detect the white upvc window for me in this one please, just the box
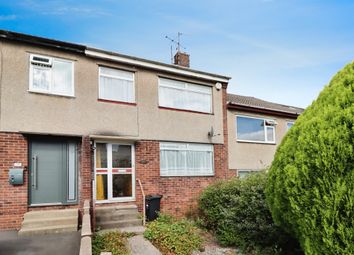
[160,142,214,176]
[287,121,294,130]
[236,115,276,143]
[29,54,74,96]
[158,78,212,113]
[238,169,261,179]
[99,66,135,103]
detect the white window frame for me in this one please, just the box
[93,141,136,203]
[158,77,212,113]
[29,54,74,97]
[98,66,135,103]
[237,169,261,179]
[160,142,214,177]
[236,115,276,144]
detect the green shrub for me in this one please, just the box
[199,172,301,254]
[144,214,203,255]
[92,231,131,255]
[266,62,354,254]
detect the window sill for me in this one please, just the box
[98,99,137,106]
[237,140,276,145]
[95,198,136,204]
[159,106,213,115]
[28,90,75,98]
[160,174,215,178]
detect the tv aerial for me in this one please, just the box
[165,32,187,64]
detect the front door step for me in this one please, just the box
[18,209,78,236]
[95,205,142,231]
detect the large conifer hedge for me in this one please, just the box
[266,62,354,254]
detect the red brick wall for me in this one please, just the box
[134,140,227,217]
[0,134,92,230]
[0,132,28,230]
[80,136,92,208]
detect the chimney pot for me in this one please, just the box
[174,51,190,68]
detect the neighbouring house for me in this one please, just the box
[0,30,233,232]
[227,93,304,178]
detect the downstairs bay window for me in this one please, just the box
[160,142,214,176]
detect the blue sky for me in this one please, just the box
[1,0,354,108]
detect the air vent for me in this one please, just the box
[265,120,277,126]
[30,55,52,67]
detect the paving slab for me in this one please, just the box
[128,235,161,255]
[0,230,81,255]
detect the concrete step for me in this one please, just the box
[97,219,142,230]
[96,212,140,223]
[24,209,78,220]
[18,224,78,236]
[22,216,78,228]
[19,209,79,236]
[95,205,138,215]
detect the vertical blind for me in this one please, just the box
[160,142,214,176]
[159,78,212,113]
[99,67,135,103]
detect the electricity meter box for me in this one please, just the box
[8,168,24,185]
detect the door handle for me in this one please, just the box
[32,155,38,190]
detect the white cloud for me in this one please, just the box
[19,0,110,17]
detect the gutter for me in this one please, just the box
[85,48,231,83]
[227,102,302,118]
[0,30,86,54]
[0,30,231,84]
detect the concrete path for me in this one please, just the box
[128,235,161,255]
[0,230,81,255]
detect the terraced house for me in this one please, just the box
[227,94,303,178]
[0,30,232,233]
[0,30,303,234]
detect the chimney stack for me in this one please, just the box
[174,51,190,68]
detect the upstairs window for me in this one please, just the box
[159,78,212,113]
[287,122,294,130]
[236,115,276,143]
[99,67,135,103]
[29,54,74,96]
[160,142,214,176]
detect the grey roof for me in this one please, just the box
[227,94,304,115]
[0,30,231,81]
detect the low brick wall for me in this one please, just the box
[79,200,92,255]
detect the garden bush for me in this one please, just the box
[144,214,203,255]
[266,62,354,254]
[199,172,301,254]
[92,231,131,255]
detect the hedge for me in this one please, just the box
[199,172,301,254]
[266,62,354,254]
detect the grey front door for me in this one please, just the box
[30,140,77,205]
